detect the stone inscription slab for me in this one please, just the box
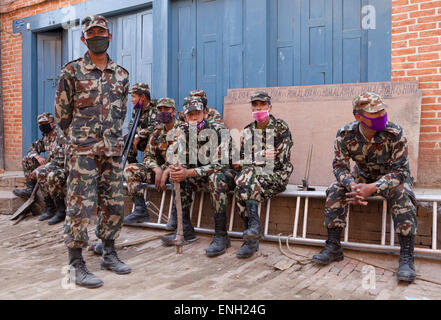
[223,81,422,186]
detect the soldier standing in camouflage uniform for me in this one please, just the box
[162,98,236,257]
[234,91,294,258]
[178,90,223,123]
[312,92,418,283]
[126,83,158,164]
[55,15,131,289]
[123,97,181,229]
[13,112,67,224]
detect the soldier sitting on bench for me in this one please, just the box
[312,92,418,283]
[13,112,67,224]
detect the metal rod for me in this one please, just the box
[381,200,387,245]
[197,192,204,228]
[390,214,395,246]
[433,201,438,250]
[258,203,262,218]
[168,192,173,221]
[229,196,236,232]
[344,205,349,242]
[264,199,271,235]
[189,192,195,219]
[157,190,166,224]
[302,197,309,238]
[293,196,301,238]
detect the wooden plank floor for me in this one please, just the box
[0,215,440,300]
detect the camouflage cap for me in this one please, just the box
[250,91,271,103]
[189,90,207,107]
[157,97,176,109]
[37,112,54,124]
[183,98,204,114]
[353,92,387,113]
[81,15,109,34]
[129,83,150,95]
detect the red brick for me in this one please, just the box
[392,32,418,41]
[420,1,441,9]
[406,68,438,76]
[416,60,441,68]
[392,48,417,56]
[420,126,438,133]
[418,15,441,24]
[419,82,440,89]
[392,13,410,21]
[393,4,419,14]
[392,18,417,27]
[407,53,440,62]
[393,0,409,5]
[418,44,441,53]
[409,22,437,31]
[409,37,440,47]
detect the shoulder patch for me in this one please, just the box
[384,122,403,137]
[336,121,358,137]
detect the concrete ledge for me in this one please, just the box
[0,191,26,215]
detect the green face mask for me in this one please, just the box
[86,36,110,54]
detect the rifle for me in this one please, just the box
[122,107,142,169]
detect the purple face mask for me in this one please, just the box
[157,112,174,124]
[359,112,388,131]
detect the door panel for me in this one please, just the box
[37,32,62,141]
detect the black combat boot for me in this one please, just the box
[205,212,231,257]
[312,227,344,265]
[243,200,263,241]
[68,248,103,289]
[38,196,56,221]
[397,234,416,282]
[13,179,36,199]
[165,204,177,231]
[161,207,199,246]
[236,240,259,258]
[123,196,149,224]
[100,239,132,275]
[48,198,66,225]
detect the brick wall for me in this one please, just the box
[0,0,88,171]
[392,0,441,186]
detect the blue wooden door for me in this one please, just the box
[171,0,197,111]
[196,0,223,111]
[37,32,62,141]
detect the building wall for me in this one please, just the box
[391,0,441,186]
[0,0,88,171]
[0,0,440,186]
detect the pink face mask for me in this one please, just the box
[253,111,269,123]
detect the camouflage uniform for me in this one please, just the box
[170,99,235,215]
[55,28,129,248]
[124,98,181,198]
[235,104,294,218]
[126,83,158,163]
[325,94,418,236]
[32,113,67,201]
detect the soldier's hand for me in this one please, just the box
[153,167,163,192]
[170,164,187,183]
[132,137,139,152]
[345,183,376,206]
[160,169,170,191]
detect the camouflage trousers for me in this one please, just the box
[64,155,125,249]
[324,177,418,236]
[125,135,148,164]
[235,166,287,218]
[22,155,41,181]
[34,163,66,200]
[176,169,236,214]
[124,163,155,198]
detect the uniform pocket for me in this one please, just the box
[75,79,100,110]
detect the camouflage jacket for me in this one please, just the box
[168,119,231,177]
[143,119,182,170]
[130,101,158,141]
[54,52,129,156]
[333,121,413,194]
[239,115,294,183]
[26,126,67,169]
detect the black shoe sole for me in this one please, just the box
[48,218,65,225]
[397,274,416,282]
[312,254,344,265]
[75,280,104,289]
[38,216,54,221]
[100,264,132,275]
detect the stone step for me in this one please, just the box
[0,171,26,191]
[0,191,26,215]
